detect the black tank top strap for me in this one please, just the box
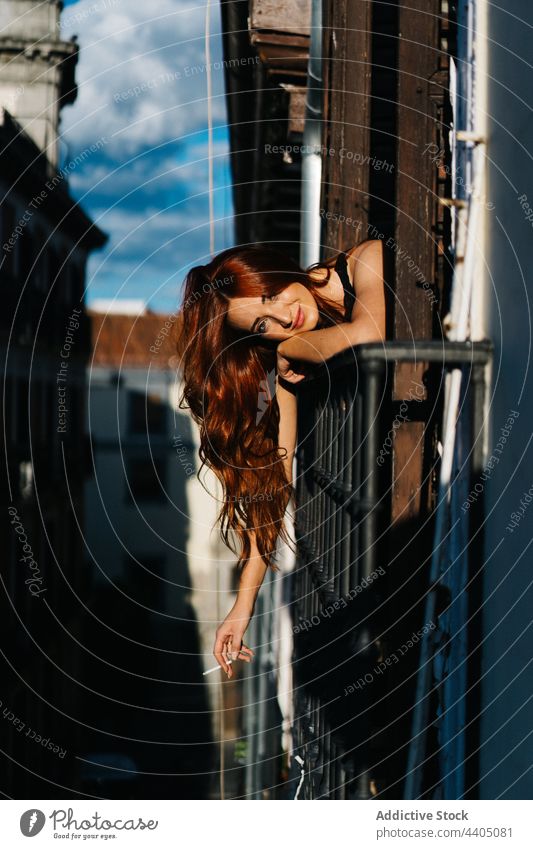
[334,250,356,321]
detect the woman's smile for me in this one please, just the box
[293,305,304,330]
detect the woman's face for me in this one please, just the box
[225,283,319,342]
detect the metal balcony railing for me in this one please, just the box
[290,339,493,800]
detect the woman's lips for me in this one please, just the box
[293,306,304,330]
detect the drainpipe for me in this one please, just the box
[300,0,323,269]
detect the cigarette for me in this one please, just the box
[203,659,232,676]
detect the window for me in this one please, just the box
[4,376,13,444]
[121,553,166,608]
[127,390,167,436]
[125,456,166,503]
[1,202,18,278]
[34,234,49,292]
[30,380,43,443]
[16,378,29,448]
[18,225,35,285]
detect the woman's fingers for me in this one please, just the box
[226,638,234,678]
[224,637,232,663]
[238,644,255,660]
[230,645,254,664]
[283,369,306,384]
[214,633,255,678]
[213,633,230,674]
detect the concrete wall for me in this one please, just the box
[0,0,76,165]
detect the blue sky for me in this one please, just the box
[60,0,234,313]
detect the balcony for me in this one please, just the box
[289,339,493,799]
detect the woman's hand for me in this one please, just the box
[276,345,309,385]
[213,602,255,679]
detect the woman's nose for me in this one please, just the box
[269,305,292,328]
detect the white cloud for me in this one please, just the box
[60,0,234,309]
[60,0,228,158]
[72,142,229,197]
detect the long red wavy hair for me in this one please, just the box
[176,244,346,571]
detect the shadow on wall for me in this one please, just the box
[78,395,215,799]
[1,390,215,799]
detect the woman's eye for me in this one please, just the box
[258,320,268,334]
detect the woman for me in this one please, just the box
[176,238,386,677]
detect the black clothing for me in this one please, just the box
[334,251,356,321]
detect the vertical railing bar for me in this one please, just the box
[324,393,334,592]
[349,383,363,589]
[316,393,325,592]
[342,379,354,596]
[361,359,384,580]
[332,385,342,598]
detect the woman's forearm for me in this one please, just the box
[278,319,384,365]
[234,529,269,614]
[278,322,360,364]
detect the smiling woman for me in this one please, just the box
[175,239,386,675]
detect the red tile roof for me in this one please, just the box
[88,309,183,370]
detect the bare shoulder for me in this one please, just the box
[346,239,384,289]
[346,239,386,341]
